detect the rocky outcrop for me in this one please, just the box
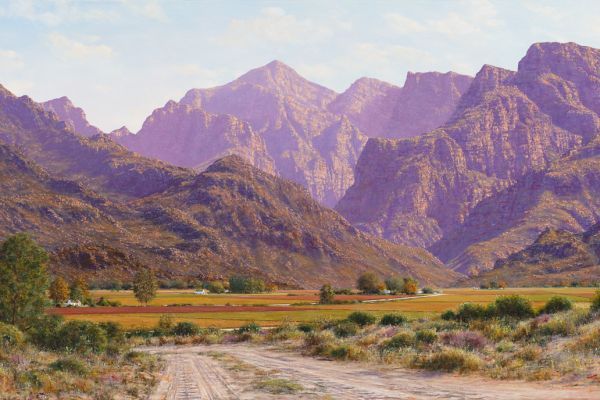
[337,42,600,276]
[41,96,103,137]
[466,224,600,287]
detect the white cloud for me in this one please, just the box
[219,7,336,46]
[386,0,501,37]
[122,0,167,21]
[0,49,24,69]
[48,33,113,59]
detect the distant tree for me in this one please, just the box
[402,277,419,295]
[207,281,225,294]
[49,277,69,305]
[69,276,89,302]
[133,270,158,306]
[357,272,383,294]
[228,276,266,293]
[0,233,49,328]
[384,276,404,293]
[319,283,335,304]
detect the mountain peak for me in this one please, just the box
[41,96,103,137]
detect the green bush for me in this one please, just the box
[28,315,64,349]
[590,290,600,313]
[421,348,482,372]
[297,322,314,333]
[0,322,24,349]
[333,321,359,338]
[347,311,376,327]
[98,321,124,342]
[422,287,434,294]
[415,329,437,344]
[539,296,573,314]
[49,357,88,376]
[456,303,488,322]
[55,320,108,354]
[173,322,200,336]
[236,322,260,334]
[229,276,265,294]
[381,331,414,350]
[207,281,225,294]
[379,313,407,326]
[441,310,456,321]
[493,295,534,319]
[329,344,363,360]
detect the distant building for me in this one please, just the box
[63,299,83,307]
[194,289,208,295]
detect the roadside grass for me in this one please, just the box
[255,378,304,394]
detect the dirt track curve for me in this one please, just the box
[143,344,600,400]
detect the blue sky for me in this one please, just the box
[1,0,599,132]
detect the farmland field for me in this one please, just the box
[54,287,598,329]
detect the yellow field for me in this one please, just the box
[63,287,598,329]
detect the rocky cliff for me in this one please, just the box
[41,96,103,137]
[337,42,600,276]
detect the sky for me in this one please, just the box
[1,0,600,132]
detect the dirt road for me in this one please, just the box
[143,344,599,399]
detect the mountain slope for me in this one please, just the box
[0,84,457,287]
[337,42,600,276]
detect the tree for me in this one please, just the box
[132,270,158,306]
[207,281,225,294]
[384,276,404,293]
[319,283,335,304]
[69,276,89,302]
[357,272,383,294]
[402,277,418,295]
[49,277,69,305]
[0,233,49,328]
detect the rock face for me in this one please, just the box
[114,61,471,205]
[329,72,473,139]
[41,96,103,137]
[468,224,600,287]
[337,42,600,276]
[0,84,458,288]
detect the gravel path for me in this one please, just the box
[145,344,600,400]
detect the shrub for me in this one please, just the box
[539,296,573,314]
[357,272,383,294]
[570,325,600,354]
[441,331,487,351]
[319,284,335,304]
[380,313,407,326]
[0,322,24,349]
[329,344,363,360]
[156,314,174,335]
[456,303,488,322]
[422,287,434,294]
[55,320,108,354]
[516,345,542,361]
[493,295,534,319]
[333,321,359,338]
[297,323,314,333]
[381,331,414,350]
[236,322,260,334]
[334,288,353,295]
[49,358,88,376]
[590,290,600,313]
[420,348,482,372]
[347,311,376,327]
[441,310,456,321]
[173,322,200,336]
[415,329,437,344]
[98,321,124,342]
[28,315,64,349]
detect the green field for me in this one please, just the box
[63,287,598,329]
